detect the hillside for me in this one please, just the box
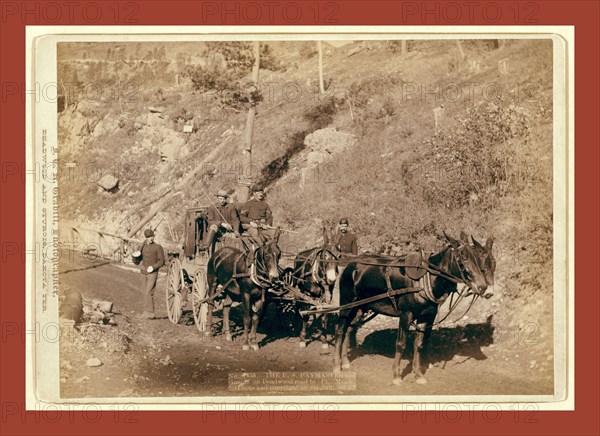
[57,39,554,380]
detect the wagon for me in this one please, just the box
[163,206,330,335]
[164,206,250,332]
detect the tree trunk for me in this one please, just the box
[456,40,466,60]
[237,41,261,203]
[318,41,325,94]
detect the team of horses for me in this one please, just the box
[205,228,495,383]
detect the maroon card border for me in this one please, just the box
[1,1,598,435]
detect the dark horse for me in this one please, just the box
[290,240,338,348]
[206,229,281,350]
[333,232,493,385]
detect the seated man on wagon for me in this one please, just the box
[239,186,276,245]
[202,189,241,254]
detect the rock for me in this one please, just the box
[304,127,355,155]
[75,376,90,384]
[60,378,67,383]
[93,300,113,313]
[149,106,165,113]
[86,357,102,367]
[158,134,187,160]
[97,174,119,191]
[60,289,83,322]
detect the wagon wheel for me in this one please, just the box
[191,269,209,333]
[165,258,184,324]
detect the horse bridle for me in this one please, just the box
[311,248,338,288]
[252,242,280,287]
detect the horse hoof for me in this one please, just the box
[416,377,428,385]
[392,378,403,386]
[341,362,351,370]
[204,331,211,337]
[225,334,232,342]
[298,341,306,348]
[242,344,250,351]
[251,344,259,351]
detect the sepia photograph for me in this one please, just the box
[35,32,563,402]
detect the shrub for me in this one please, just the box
[299,42,317,59]
[303,97,339,130]
[407,101,532,209]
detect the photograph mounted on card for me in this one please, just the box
[26,26,572,409]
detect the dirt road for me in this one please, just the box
[59,254,553,399]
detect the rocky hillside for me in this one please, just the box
[57,39,554,359]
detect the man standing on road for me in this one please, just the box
[203,189,241,254]
[333,217,358,255]
[331,217,358,307]
[134,228,165,320]
[239,186,274,244]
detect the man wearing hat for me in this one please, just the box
[239,186,274,244]
[203,189,241,254]
[333,217,358,255]
[330,218,358,307]
[134,228,165,319]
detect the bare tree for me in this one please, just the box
[456,40,466,60]
[237,41,261,202]
[318,41,325,94]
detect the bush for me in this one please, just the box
[407,101,532,209]
[347,73,403,109]
[303,98,339,130]
[260,44,284,72]
[299,42,317,59]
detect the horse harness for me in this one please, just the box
[301,247,473,317]
[200,246,273,307]
[291,249,337,290]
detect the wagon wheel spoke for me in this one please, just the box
[191,269,209,333]
[165,259,183,324]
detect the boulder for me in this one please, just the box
[60,289,82,322]
[304,127,355,154]
[86,357,102,367]
[97,174,119,191]
[158,134,188,161]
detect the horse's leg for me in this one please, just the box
[249,295,264,351]
[298,311,308,347]
[333,309,354,374]
[222,294,233,341]
[392,312,413,385]
[341,308,362,369]
[241,292,251,351]
[319,314,330,351]
[413,313,435,384]
[205,275,218,337]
